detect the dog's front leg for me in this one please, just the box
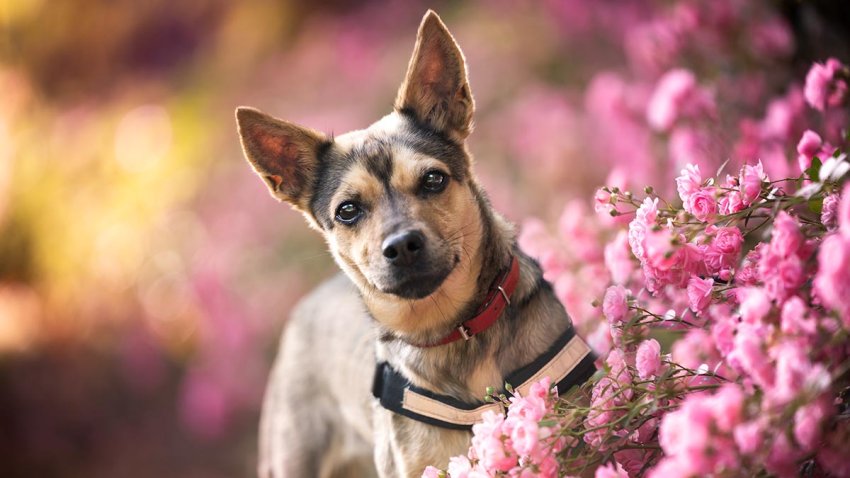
[373,407,471,478]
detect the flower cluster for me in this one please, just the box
[422,378,567,478]
[427,56,850,478]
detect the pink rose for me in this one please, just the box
[718,189,744,215]
[840,183,850,238]
[644,228,679,271]
[804,58,848,112]
[447,456,472,477]
[734,419,766,455]
[821,193,840,230]
[770,211,803,257]
[687,276,714,314]
[602,285,629,324]
[780,296,817,338]
[604,231,634,285]
[675,163,703,203]
[797,129,823,172]
[508,417,540,456]
[713,226,744,254]
[422,466,442,478]
[684,188,717,222]
[738,287,771,325]
[739,161,768,206]
[709,384,744,432]
[628,197,659,262]
[794,397,832,452]
[729,324,773,389]
[647,69,716,131]
[636,338,662,379]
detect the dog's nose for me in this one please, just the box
[382,230,425,267]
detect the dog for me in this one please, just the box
[235,10,595,478]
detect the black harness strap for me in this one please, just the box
[372,326,597,430]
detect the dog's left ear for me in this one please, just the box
[395,10,474,142]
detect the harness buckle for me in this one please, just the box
[458,325,472,341]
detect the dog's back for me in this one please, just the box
[258,274,378,477]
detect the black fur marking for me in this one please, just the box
[309,144,357,230]
[395,111,470,182]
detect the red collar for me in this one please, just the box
[416,256,520,348]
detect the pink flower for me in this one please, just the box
[797,129,823,172]
[729,323,773,388]
[704,226,743,276]
[765,432,804,477]
[595,462,628,478]
[710,305,737,356]
[794,397,833,452]
[749,16,794,58]
[658,394,724,474]
[734,419,766,455]
[718,189,745,215]
[447,456,472,477]
[628,197,659,262]
[648,457,695,478]
[739,161,768,206]
[676,164,703,203]
[644,227,679,271]
[822,193,840,230]
[804,58,848,112]
[813,232,850,324]
[508,417,540,457]
[709,384,744,432]
[647,69,715,131]
[684,188,717,222]
[687,276,714,314]
[674,328,722,371]
[713,226,744,255]
[471,412,515,472]
[770,341,831,407]
[840,183,850,238]
[759,213,807,301]
[604,231,634,285]
[636,338,662,379]
[780,296,817,339]
[738,287,771,325]
[602,285,629,324]
[594,188,614,215]
[669,127,712,172]
[770,211,804,257]
[735,244,764,286]
[422,466,442,478]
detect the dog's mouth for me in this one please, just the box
[380,254,460,300]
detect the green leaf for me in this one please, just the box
[809,197,824,214]
[805,157,822,181]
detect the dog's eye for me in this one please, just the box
[335,201,363,225]
[422,170,448,193]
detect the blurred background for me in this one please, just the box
[0,1,848,477]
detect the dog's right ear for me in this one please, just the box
[236,107,327,210]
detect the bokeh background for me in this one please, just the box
[1,1,848,477]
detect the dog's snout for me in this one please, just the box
[382,230,425,267]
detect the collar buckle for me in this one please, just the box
[458,325,472,341]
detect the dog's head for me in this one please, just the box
[237,11,486,319]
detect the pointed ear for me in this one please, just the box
[235,107,328,210]
[395,10,474,141]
